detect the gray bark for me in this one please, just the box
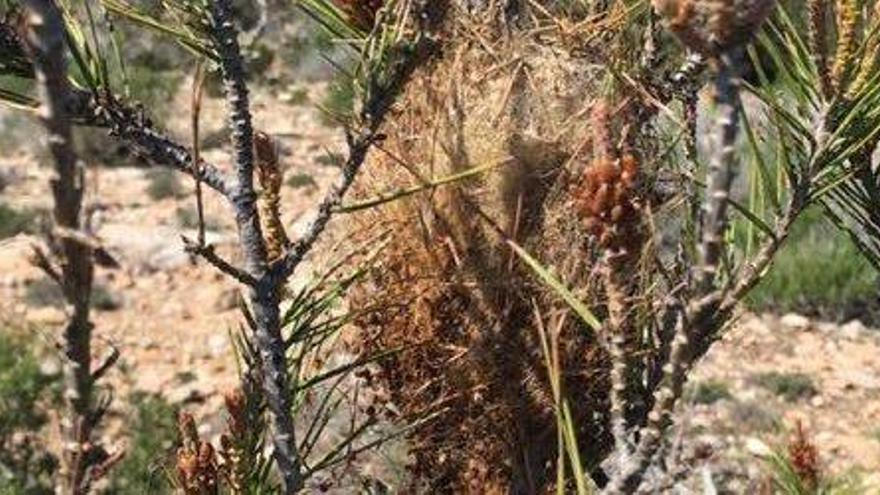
[208,0,302,491]
[23,1,98,492]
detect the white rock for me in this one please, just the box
[207,334,229,358]
[780,313,810,330]
[39,357,61,377]
[197,423,213,438]
[838,369,880,390]
[744,437,773,457]
[167,383,205,405]
[98,223,226,272]
[840,320,866,340]
[26,306,65,325]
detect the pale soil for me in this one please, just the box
[681,313,880,492]
[0,82,344,440]
[1,84,879,492]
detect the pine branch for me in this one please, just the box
[207,0,301,491]
[695,51,743,293]
[99,96,234,197]
[23,0,107,491]
[182,237,258,286]
[275,37,432,280]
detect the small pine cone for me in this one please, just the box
[334,0,383,31]
[831,0,861,93]
[575,153,645,257]
[222,389,247,438]
[652,0,776,55]
[254,132,290,261]
[787,421,820,490]
[177,449,200,487]
[808,0,833,98]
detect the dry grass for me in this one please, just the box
[345,4,649,491]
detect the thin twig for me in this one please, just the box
[91,344,120,382]
[191,59,208,247]
[275,36,433,281]
[182,237,258,287]
[103,99,233,196]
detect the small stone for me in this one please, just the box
[26,306,65,325]
[809,395,824,408]
[744,437,772,457]
[207,334,228,358]
[39,357,61,377]
[840,320,866,340]
[780,313,810,330]
[167,384,206,405]
[815,431,835,444]
[838,369,880,390]
[197,423,213,438]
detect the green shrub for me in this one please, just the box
[25,279,119,311]
[282,87,310,106]
[754,372,817,402]
[174,206,222,231]
[108,393,177,494]
[0,203,36,240]
[286,172,317,189]
[91,285,123,312]
[23,280,64,309]
[686,380,733,405]
[315,152,344,168]
[0,330,59,494]
[145,169,186,201]
[729,399,780,433]
[748,208,878,321]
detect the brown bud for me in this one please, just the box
[591,183,611,216]
[652,0,776,55]
[620,154,638,185]
[594,160,619,185]
[198,442,215,465]
[253,131,277,167]
[178,412,199,447]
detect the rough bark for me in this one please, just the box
[696,52,742,293]
[23,1,97,492]
[208,0,303,492]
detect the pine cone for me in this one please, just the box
[575,154,643,258]
[652,0,776,55]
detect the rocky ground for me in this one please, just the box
[0,81,345,442]
[680,313,880,492]
[1,83,880,492]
